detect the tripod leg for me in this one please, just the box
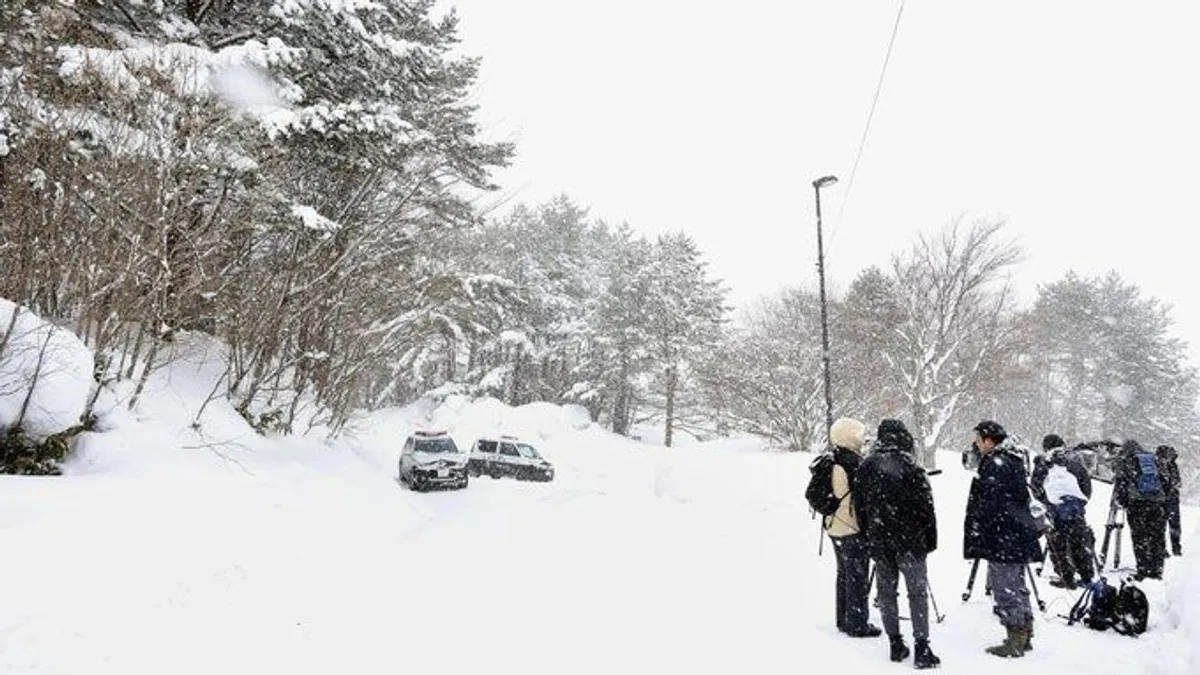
[962,558,980,602]
[1026,564,1046,612]
[1099,526,1113,570]
[929,585,945,623]
[1114,526,1123,569]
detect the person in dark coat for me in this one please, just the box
[1157,444,1183,556]
[855,419,940,669]
[964,420,1043,658]
[1113,439,1168,579]
[1029,433,1096,589]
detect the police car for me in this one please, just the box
[467,435,555,482]
[397,430,469,491]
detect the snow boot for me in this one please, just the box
[985,625,1028,658]
[913,639,940,669]
[889,635,911,662]
[844,623,882,638]
[1023,620,1034,652]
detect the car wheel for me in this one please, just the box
[411,475,425,492]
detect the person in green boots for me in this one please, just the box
[964,421,1044,658]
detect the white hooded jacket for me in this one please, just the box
[1044,464,1088,504]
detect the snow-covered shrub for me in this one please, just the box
[0,298,95,473]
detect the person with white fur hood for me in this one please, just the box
[825,417,882,638]
[1030,433,1096,589]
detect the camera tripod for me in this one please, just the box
[1096,486,1126,571]
[961,558,1046,612]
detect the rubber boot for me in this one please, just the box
[985,626,1028,658]
[890,635,911,662]
[913,639,940,669]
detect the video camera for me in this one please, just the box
[962,441,982,472]
[960,438,1033,475]
[1072,439,1121,484]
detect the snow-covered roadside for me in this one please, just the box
[0,320,1194,674]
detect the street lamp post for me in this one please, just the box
[812,174,838,448]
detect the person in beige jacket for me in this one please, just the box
[825,417,881,637]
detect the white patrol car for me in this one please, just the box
[397,430,469,491]
[467,435,555,482]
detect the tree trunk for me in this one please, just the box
[663,363,677,447]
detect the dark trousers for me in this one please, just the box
[1126,501,1167,578]
[986,561,1033,628]
[874,552,930,641]
[1165,495,1182,555]
[831,533,873,630]
[1047,516,1096,583]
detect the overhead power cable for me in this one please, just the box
[828,0,905,255]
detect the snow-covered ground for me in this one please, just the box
[0,332,1196,674]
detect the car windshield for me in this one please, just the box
[516,443,541,459]
[413,438,458,454]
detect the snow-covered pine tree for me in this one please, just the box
[644,232,727,446]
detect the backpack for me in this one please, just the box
[1029,499,1054,534]
[1112,582,1149,636]
[1067,578,1148,636]
[1068,578,1119,631]
[1133,452,1164,499]
[805,453,842,516]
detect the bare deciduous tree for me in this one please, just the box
[883,218,1022,467]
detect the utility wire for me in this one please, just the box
[828,0,906,256]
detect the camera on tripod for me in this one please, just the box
[1072,440,1128,571]
[1072,439,1121,485]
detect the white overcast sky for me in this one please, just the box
[444,1,1200,363]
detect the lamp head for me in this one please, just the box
[813,175,839,189]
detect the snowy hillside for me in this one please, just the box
[0,336,1196,674]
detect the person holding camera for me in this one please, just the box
[964,420,1043,658]
[1030,433,1096,589]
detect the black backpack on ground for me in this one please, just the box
[1067,577,1147,636]
[1113,582,1149,636]
[805,453,842,516]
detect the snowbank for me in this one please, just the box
[0,299,93,438]
[1161,521,1200,672]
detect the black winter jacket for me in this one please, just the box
[963,444,1044,563]
[1114,440,1166,507]
[855,442,938,561]
[1157,447,1182,499]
